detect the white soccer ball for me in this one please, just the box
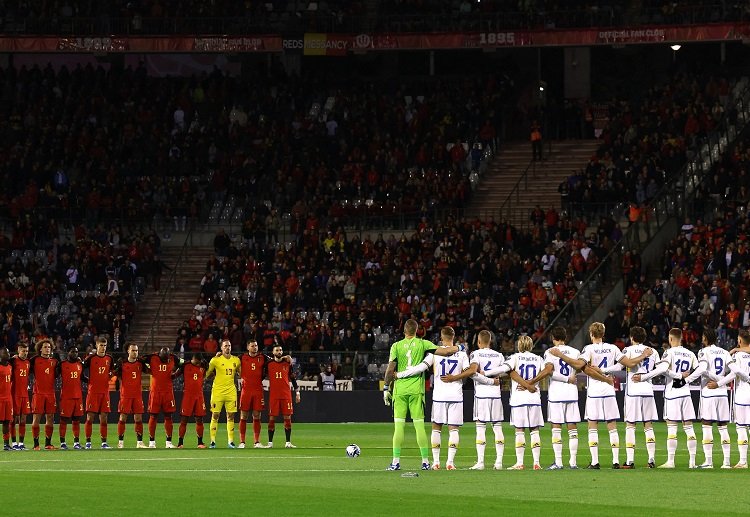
[345,444,361,457]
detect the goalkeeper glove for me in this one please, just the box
[383,386,392,406]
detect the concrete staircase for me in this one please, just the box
[127,245,213,353]
[470,140,600,229]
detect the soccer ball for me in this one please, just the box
[345,444,361,458]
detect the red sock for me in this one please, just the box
[19,422,26,439]
[10,422,16,442]
[164,417,173,439]
[148,416,157,439]
[100,423,108,440]
[196,421,204,438]
[253,417,261,443]
[135,421,143,437]
[2,422,8,441]
[32,423,40,439]
[284,420,291,431]
[117,421,126,438]
[268,421,275,432]
[45,423,53,439]
[59,421,68,441]
[85,421,93,441]
[179,421,187,439]
[239,418,247,442]
[72,421,80,440]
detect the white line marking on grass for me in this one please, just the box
[10,468,382,473]
[0,455,350,463]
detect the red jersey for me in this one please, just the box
[10,357,30,398]
[118,359,145,399]
[0,363,12,400]
[83,354,114,394]
[267,360,293,400]
[59,360,83,399]
[148,354,177,393]
[181,362,206,395]
[240,354,267,391]
[30,356,58,395]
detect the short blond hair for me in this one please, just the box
[404,319,418,336]
[517,335,533,353]
[440,326,455,339]
[589,322,605,339]
[96,336,108,346]
[478,329,492,345]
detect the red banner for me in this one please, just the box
[0,24,747,53]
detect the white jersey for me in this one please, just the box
[504,352,543,407]
[659,346,699,400]
[580,342,623,397]
[470,348,504,399]
[426,350,470,403]
[623,344,659,397]
[730,351,750,405]
[543,345,579,402]
[696,345,732,398]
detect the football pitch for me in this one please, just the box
[1,422,748,516]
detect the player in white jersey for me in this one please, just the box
[550,322,623,469]
[633,328,699,468]
[440,330,514,471]
[497,336,544,470]
[527,326,581,470]
[690,328,733,469]
[601,326,657,469]
[396,327,470,470]
[711,329,750,468]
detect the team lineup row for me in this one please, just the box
[383,320,750,471]
[0,337,301,451]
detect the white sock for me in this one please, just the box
[738,426,748,464]
[645,427,656,463]
[475,423,486,464]
[701,424,714,465]
[530,429,541,465]
[718,425,731,466]
[552,428,563,466]
[625,425,636,464]
[447,429,459,466]
[515,430,526,465]
[568,429,579,467]
[431,429,441,465]
[685,424,697,465]
[492,423,504,466]
[667,424,678,463]
[609,429,620,465]
[588,429,599,465]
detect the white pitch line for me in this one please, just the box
[0,455,393,464]
[9,468,382,473]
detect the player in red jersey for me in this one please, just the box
[176,353,207,448]
[57,346,84,450]
[82,336,114,449]
[114,343,147,448]
[265,344,300,448]
[30,339,59,450]
[0,347,14,451]
[146,347,179,448]
[10,341,31,450]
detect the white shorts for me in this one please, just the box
[510,405,544,429]
[584,396,620,422]
[664,396,696,422]
[699,396,730,423]
[431,401,464,426]
[473,397,503,423]
[735,403,750,426]
[624,395,659,423]
[547,401,581,425]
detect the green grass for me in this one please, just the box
[1,422,748,515]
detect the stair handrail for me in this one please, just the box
[146,231,194,352]
[534,78,750,349]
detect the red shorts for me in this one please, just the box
[181,393,206,417]
[59,398,84,418]
[240,389,265,413]
[148,391,176,414]
[0,400,13,421]
[32,393,57,414]
[86,392,111,414]
[118,396,145,415]
[13,397,31,416]
[268,398,293,417]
